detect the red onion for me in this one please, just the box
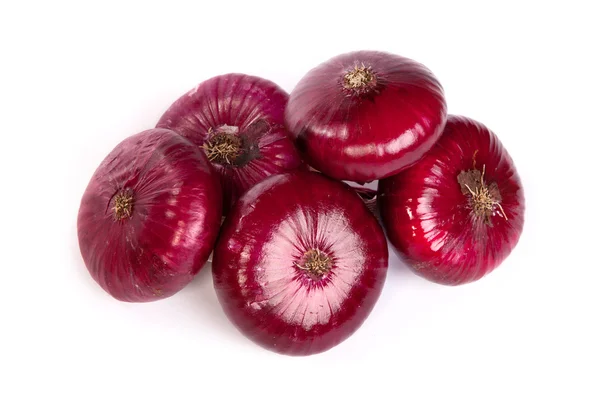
[77,129,222,302]
[285,50,447,183]
[157,73,303,213]
[353,186,379,217]
[378,115,525,285]
[212,171,388,355]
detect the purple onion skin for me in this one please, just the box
[157,73,303,214]
[353,186,379,217]
[213,171,388,356]
[285,50,447,183]
[378,116,525,285]
[77,129,222,302]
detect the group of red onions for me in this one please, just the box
[78,50,525,356]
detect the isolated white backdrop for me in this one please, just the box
[1,1,598,399]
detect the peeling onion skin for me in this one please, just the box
[212,171,388,356]
[77,129,222,302]
[378,115,525,285]
[285,50,447,183]
[157,73,303,214]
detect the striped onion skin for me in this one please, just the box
[378,115,525,285]
[157,74,303,214]
[77,129,222,302]
[212,171,388,356]
[285,50,447,183]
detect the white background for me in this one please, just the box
[1,1,598,399]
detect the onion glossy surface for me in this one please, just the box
[77,129,222,302]
[379,115,525,285]
[157,73,303,213]
[213,171,388,355]
[285,50,447,182]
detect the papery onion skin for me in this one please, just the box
[157,73,303,214]
[378,115,525,285]
[285,50,447,183]
[212,171,388,356]
[77,129,222,302]
[353,186,379,217]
